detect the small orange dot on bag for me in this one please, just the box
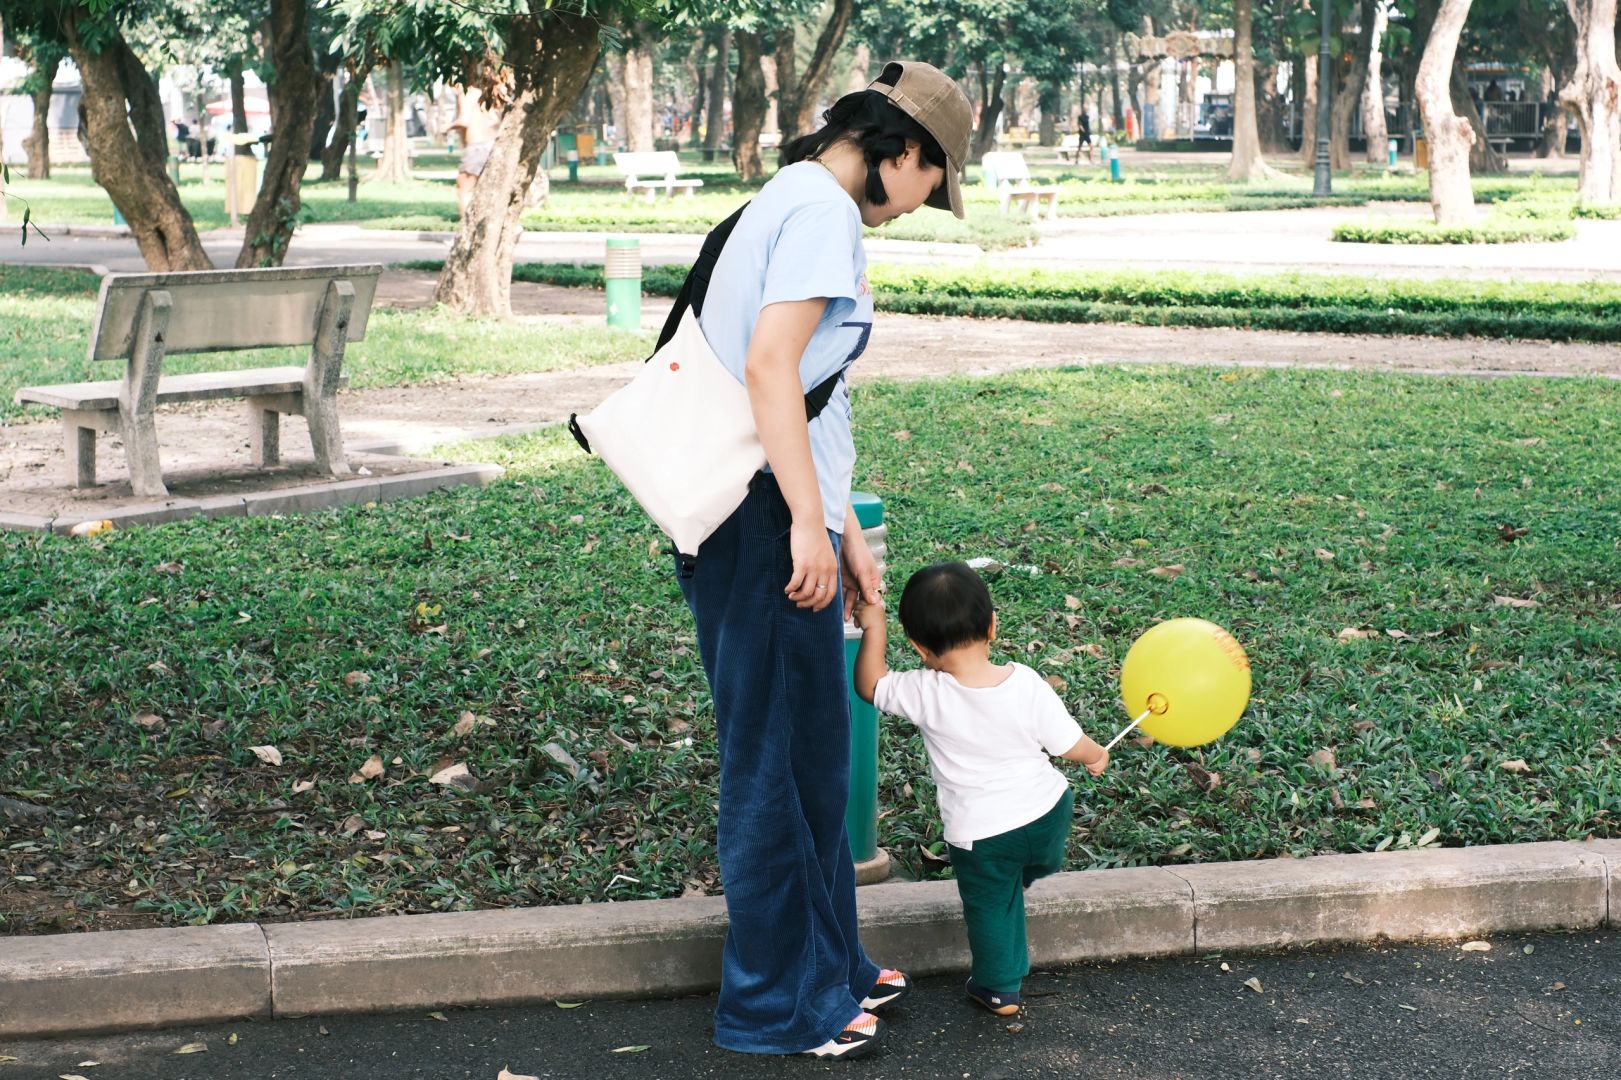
[670,362,680,371]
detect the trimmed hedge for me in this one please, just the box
[1331,219,1576,244]
[393,260,1621,343]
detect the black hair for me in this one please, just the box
[779,63,949,210]
[897,562,994,656]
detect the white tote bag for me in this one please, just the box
[572,307,764,557]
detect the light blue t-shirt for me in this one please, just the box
[698,161,874,534]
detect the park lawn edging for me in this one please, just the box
[4,839,1618,1038]
[1331,219,1577,244]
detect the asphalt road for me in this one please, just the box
[4,930,1615,1079]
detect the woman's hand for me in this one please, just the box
[841,529,884,622]
[785,520,840,612]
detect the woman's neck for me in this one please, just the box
[809,138,866,207]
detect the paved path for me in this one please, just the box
[7,203,1621,281]
[4,930,1615,1078]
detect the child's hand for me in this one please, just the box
[855,596,886,632]
[1085,747,1109,777]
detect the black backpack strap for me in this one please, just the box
[804,368,845,422]
[654,201,750,354]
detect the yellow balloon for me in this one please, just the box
[1119,618,1251,748]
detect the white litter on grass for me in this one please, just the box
[965,557,1042,577]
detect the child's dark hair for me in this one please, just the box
[779,62,949,210]
[898,562,994,656]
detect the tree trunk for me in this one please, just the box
[369,59,413,182]
[1417,0,1477,225]
[1562,0,1621,204]
[231,66,253,156]
[64,16,212,271]
[236,0,319,268]
[1299,55,1319,163]
[1257,60,1288,152]
[1110,35,1126,132]
[1038,84,1059,146]
[778,0,854,142]
[847,42,871,94]
[1229,0,1279,180]
[1179,58,1197,138]
[690,37,708,149]
[1450,65,1507,174]
[972,63,1007,161]
[624,41,655,151]
[1330,13,1370,171]
[321,59,368,181]
[606,50,628,149]
[309,51,339,160]
[732,30,768,180]
[1363,0,1390,162]
[762,53,781,135]
[24,52,59,179]
[1539,68,1569,158]
[703,29,729,162]
[433,6,601,316]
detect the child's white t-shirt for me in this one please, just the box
[873,663,1084,849]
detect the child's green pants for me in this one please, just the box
[947,788,1073,994]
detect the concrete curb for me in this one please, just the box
[0,463,504,534]
[3,839,1617,1038]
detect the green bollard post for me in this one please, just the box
[1109,143,1122,183]
[843,491,891,884]
[604,237,642,330]
[1388,137,1399,168]
[567,149,579,183]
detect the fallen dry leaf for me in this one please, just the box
[1461,940,1492,952]
[1112,556,1143,568]
[1078,643,1105,659]
[1148,564,1185,580]
[1044,675,1068,692]
[134,712,165,728]
[1500,759,1531,773]
[452,712,478,738]
[340,814,364,835]
[1494,595,1540,609]
[1315,548,1335,561]
[173,1043,207,1055]
[1307,749,1338,771]
[1244,977,1264,993]
[1337,627,1375,641]
[344,671,372,689]
[498,1070,541,1080]
[429,762,476,790]
[1184,763,1221,791]
[349,755,385,784]
[291,779,315,795]
[1064,595,1082,610]
[248,745,283,767]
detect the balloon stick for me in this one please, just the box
[1105,707,1154,752]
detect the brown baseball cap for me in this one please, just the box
[867,60,972,218]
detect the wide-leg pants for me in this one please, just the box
[677,472,880,1053]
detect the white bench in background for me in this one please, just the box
[14,264,382,499]
[980,152,1061,218]
[613,151,705,201]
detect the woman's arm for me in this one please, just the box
[745,298,838,612]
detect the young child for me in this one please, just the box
[854,561,1109,1017]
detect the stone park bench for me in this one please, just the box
[980,151,1061,218]
[613,150,706,201]
[1057,132,1093,163]
[14,264,382,500]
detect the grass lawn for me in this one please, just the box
[0,266,650,425]
[2,364,1617,932]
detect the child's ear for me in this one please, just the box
[988,612,999,644]
[907,638,931,663]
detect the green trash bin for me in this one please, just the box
[843,491,891,884]
[604,237,642,330]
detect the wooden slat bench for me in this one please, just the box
[14,264,383,499]
[613,150,705,201]
[980,151,1061,219]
